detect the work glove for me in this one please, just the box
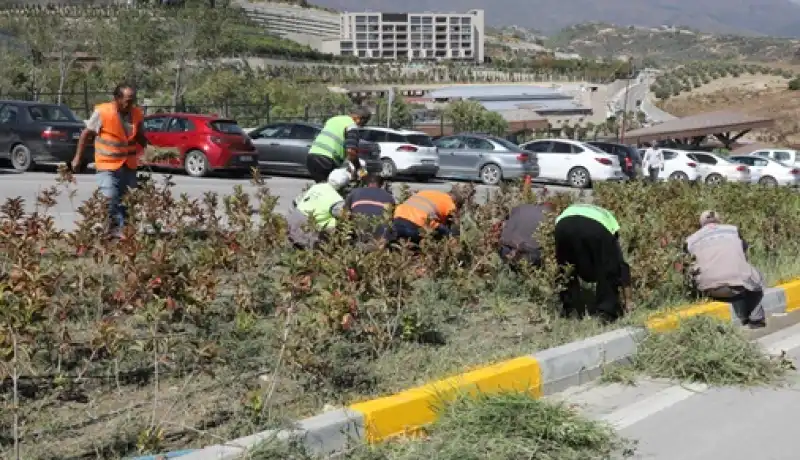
[346,158,367,181]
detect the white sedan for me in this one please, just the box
[658,149,701,181]
[729,155,800,187]
[520,138,626,188]
[686,151,752,184]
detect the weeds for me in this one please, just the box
[1,173,800,458]
[603,316,796,387]
[345,391,635,460]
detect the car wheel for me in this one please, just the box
[758,175,778,187]
[479,163,502,185]
[10,144,33,172]
[668,171,690,181]
[567,166,591,189]
[380,158,397,178]
[184,150,210,178]
[705,173,724,186]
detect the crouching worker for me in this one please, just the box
[498,203,551,270]
[344,174,396,242]
[389,189,465,246]
[286,169,350,249]
[685,210,766,328]
[554,203,633,322]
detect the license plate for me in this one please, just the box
[72,132,80,140]
[421,160,435,164]
[239,155,253,162]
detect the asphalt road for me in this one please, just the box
[0,168,580,230]
[554,316,800,460]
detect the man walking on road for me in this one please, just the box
[71,83,147,237]
[642,144,664,182]
[685,210,766,329]
[307,107,371,183]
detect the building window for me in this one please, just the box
[410,16,421,24]
[356,42,367,49]
[368,15,378,23]
[342,50,354,56]
[461,42,472,48]
[355,25,366,32]
[461,17,471,24]
[368,42,379,49]
[358,50,367,57]
[435,16,446,23]
[422,17,432,24]
[356,33,366,40]
[341,41,353,49]
[423,41,433,49]
[355,16,366,23]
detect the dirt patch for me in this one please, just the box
[658,85,800,144]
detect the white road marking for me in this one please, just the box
[600,383,708,430]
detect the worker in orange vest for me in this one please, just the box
[388,188,467,246]
[71,84,148,237]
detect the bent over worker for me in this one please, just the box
[306,107,371,183]
[390,188,465,245]
[71,83,147,237]
[344,174,396,241]
[287,169,350,249]
[554,203,632,322]
[685,210,766,328]
[498,203,551,269]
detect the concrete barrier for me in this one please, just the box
[171,281,798,459]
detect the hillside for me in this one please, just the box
[546,23,800,63]
[309,0,800,37]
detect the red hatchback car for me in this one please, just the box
[141,112,258,177]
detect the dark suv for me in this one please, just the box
[587,141,641,178]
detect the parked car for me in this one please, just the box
[587,141,641,178]
[686,151,751,184]
[0,100,90,171]
[248,121,381,177]
[729,155,800,186]
[358,126,439,181]
[433,133,539,186]
[140,113,257,178]
[749,148,800,167]
[657,149,700,182]
[520,139,624,188]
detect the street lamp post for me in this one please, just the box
[619,58,634,144]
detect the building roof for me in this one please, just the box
[428,85,564,100]
[624,111,775,143]
[481,99,591,112]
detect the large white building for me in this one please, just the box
[320,10,485,63]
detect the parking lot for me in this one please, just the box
[0,166,579,231]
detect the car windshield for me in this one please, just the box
[406,134,434,146]
[28,105,78,122]
[210,120,244,135]
[491,137,523,151]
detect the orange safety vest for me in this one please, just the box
[394,190,456,229]
[93,102,144,171]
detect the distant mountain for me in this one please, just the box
[309,0,800,37]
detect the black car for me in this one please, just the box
[248,121,381,176]
[587,141,641,178]
[0,100,91,171]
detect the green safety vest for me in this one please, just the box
[295,183,343,230]
[308,115,356,164]
[556,203,621,235]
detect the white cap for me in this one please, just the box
[327,168,351,189]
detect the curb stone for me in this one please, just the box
[176,282,800,460]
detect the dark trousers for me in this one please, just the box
[703,285,765,325]
[648,167,660,182]
[499,245,542,270]
[387,218,457,248]
[554,216,628,322]
[306,154,337,183]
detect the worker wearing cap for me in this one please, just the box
[554,203,632,322]
[287,168,351,249]
[685,210,766,328]
[306,107,371,183]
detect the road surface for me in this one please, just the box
[0,168,580,231]
[555,314,800,460]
